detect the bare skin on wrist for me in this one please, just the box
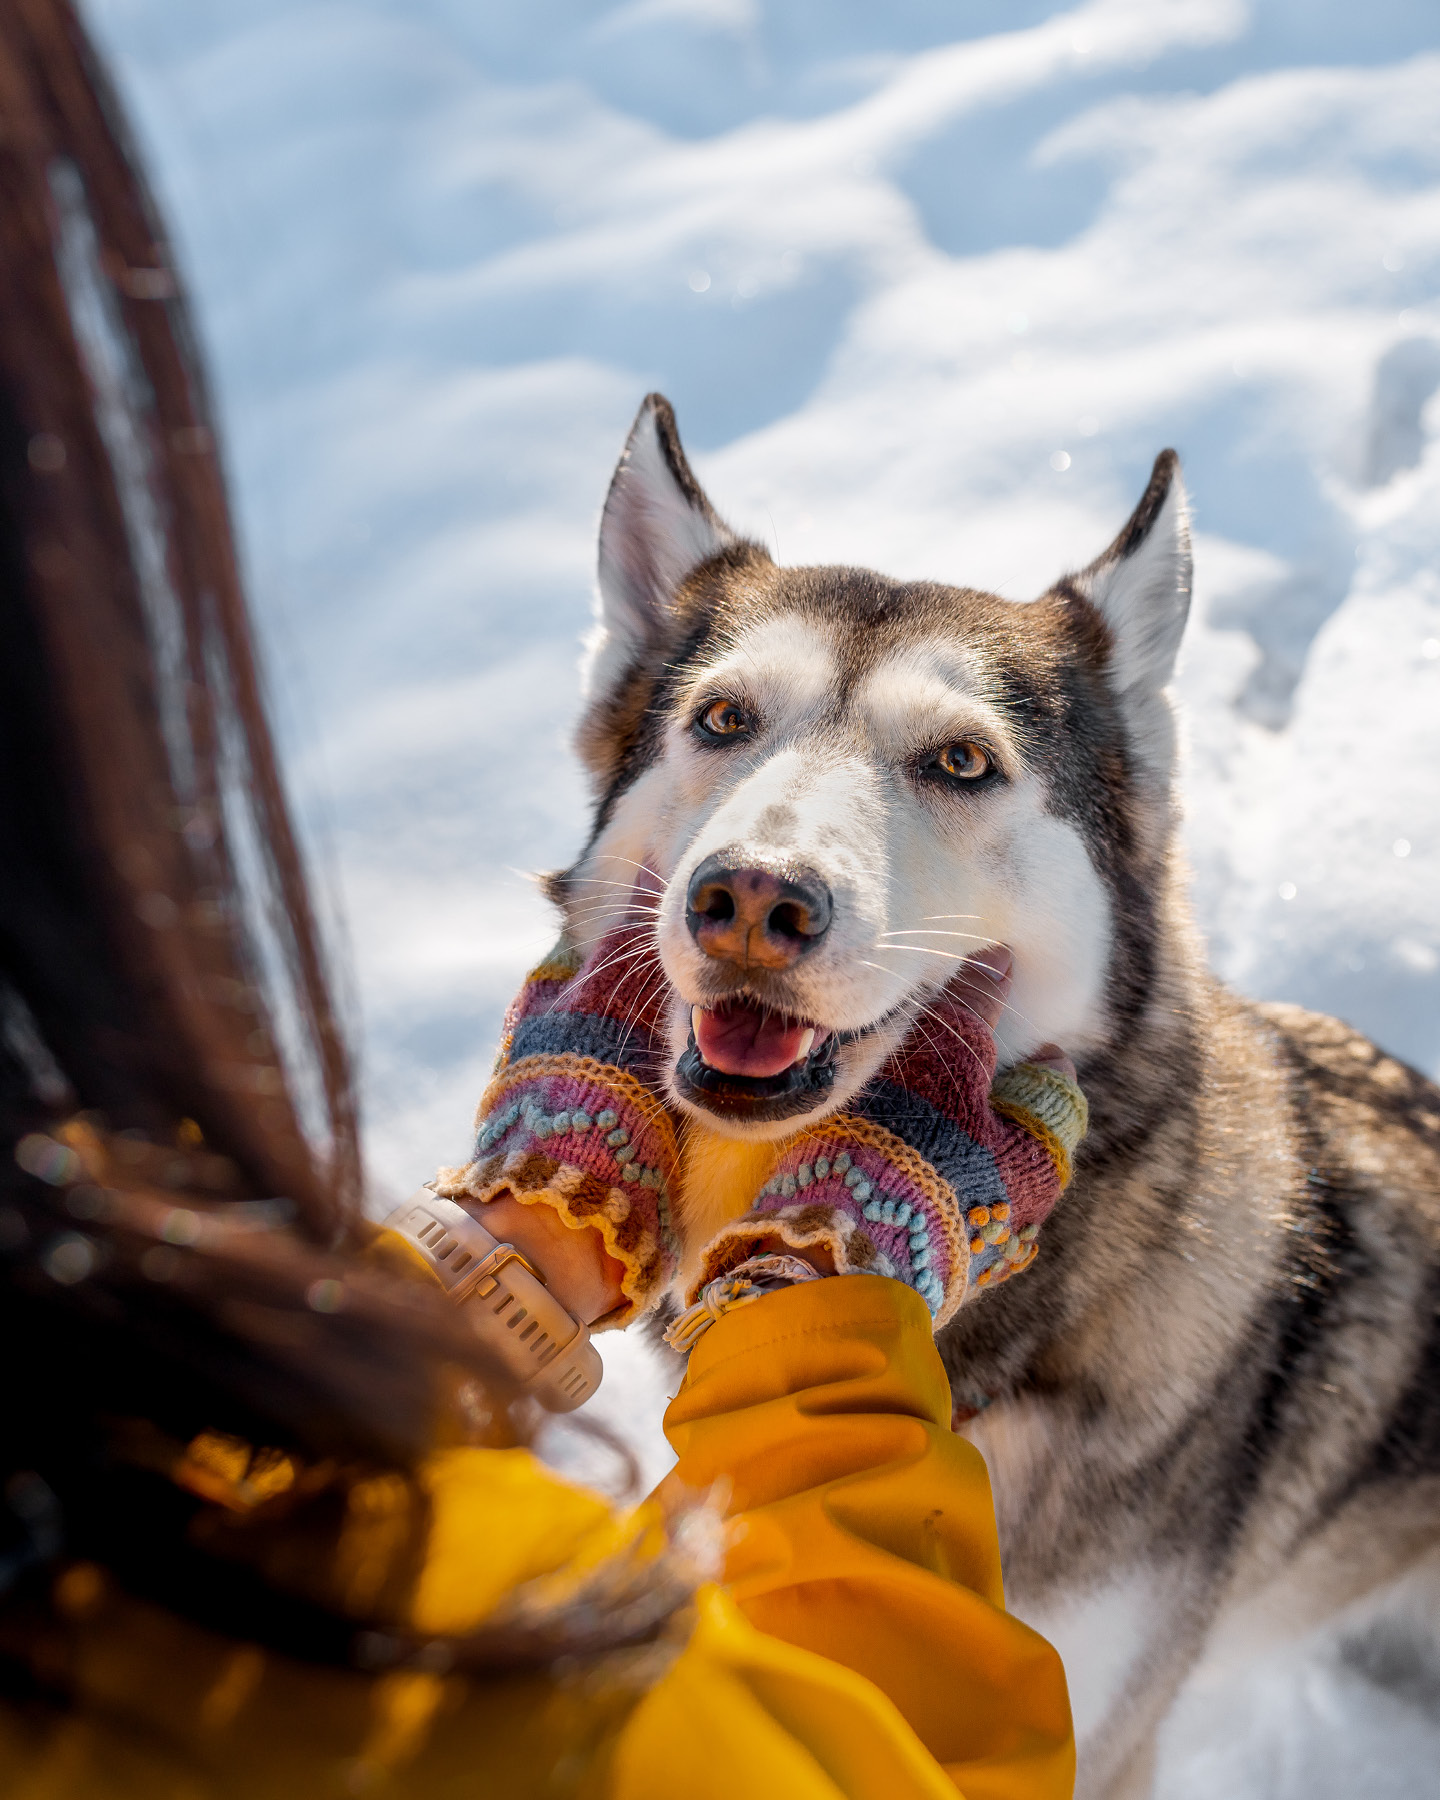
[462,1193,627,1325]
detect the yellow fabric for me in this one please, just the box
[613,1584,958,1800]
[659,1275,1074,1800]
[0,1274,1072,1800]
[0,1578,641,1798]
[412,1446,638,1634]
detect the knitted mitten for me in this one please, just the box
[690,979,1087,1330]
[433,925,680,1327]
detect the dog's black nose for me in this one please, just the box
[685,853,833,970]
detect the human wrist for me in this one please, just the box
[467,1194,625,1327]
[664,1251,827,1355]
[434,935,682,1327]
[382,1192,603,1411]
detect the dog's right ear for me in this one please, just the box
[1060,449,1192,779]
[579,394,734,769]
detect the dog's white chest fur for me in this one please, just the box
[674,1125,782,1291]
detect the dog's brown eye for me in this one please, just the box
[696,699,750,740]
[934,741,991,781]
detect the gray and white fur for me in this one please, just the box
[547,393,1440,1797]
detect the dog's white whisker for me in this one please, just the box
[567,878,664,898]
[565,882,662,900]
[868,943,967,960]
[590,950,662,1022]
[877,931,988,944]
[562,894,659,913]
[878,932,985,942]
[563,904,661,927]
[587,852,667,886]
[906,1000,993,1079]
[855,956,1014,1077]
[869,982,989,1080]
[864,944,1050,1045]
[545,938,659,1011]
[952,988,1050,1043]
[613,963,671,1052]
[567,903,663,927]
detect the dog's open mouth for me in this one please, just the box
[675,999,840,1121]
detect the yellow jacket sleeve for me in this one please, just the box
[654,1274,1074,1800]
[612,1583,961,1800]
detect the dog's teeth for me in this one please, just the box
[795,1028,816,1062]
[691,1006,705,1044]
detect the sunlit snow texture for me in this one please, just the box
[81,1,1439,1781]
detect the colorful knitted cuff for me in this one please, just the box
[689,1115,963,1321]
[990,1062,1089,1186]
[691,1061,1087,1329]
[433,937,680,1329]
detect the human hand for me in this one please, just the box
[431,917,681,1329]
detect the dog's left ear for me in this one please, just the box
[580,395,734,754]
[1061,449,1191,770]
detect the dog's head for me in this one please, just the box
[553,394,1191,1139]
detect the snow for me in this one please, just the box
[79,0,1440,1781]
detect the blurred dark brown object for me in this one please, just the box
[0,0,357,1237]
[0,18,691,1704]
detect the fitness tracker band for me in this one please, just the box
[384,1191,602,1412]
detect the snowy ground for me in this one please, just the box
[83,0,1439,1787]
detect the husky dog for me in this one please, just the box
[548,394,1440,1796]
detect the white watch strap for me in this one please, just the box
[385,1191,602,1412]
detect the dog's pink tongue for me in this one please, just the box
[694,1001,811,1079]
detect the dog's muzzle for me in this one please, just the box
[674,1019,839,1122]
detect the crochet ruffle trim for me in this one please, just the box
[435,1053,682,1330]
[693,1110,976,1328]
